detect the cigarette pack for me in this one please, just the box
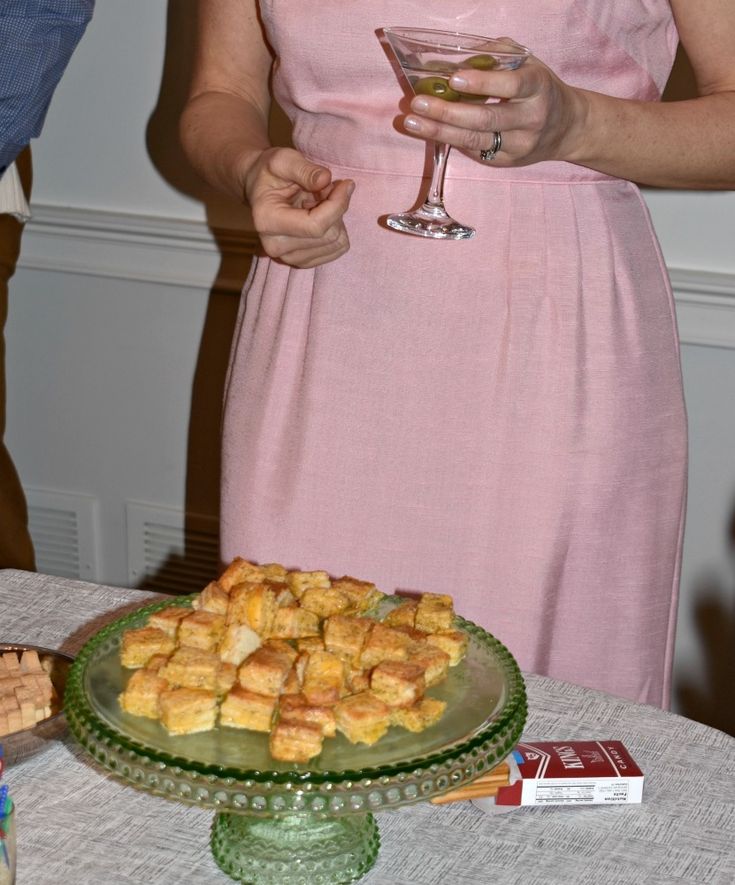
[494,740,644,806]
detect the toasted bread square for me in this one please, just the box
[390,697,447,733]
[278,693,337,738]
[415,593,455,633]
[358,623,412,670]
[178,610,226,652]
[145,653,171,673]
[282,665,301,696]
[382,600,419,628]
[346,666,370,695]
[406,641,450,688]
[159,687,217,735]
[262,638,298,664]
[218,622,262,666]
[268,606,320,639]
[323,614,373,665]
[330,576,384,613]
[218,557,265,591]
[147,606,191,639]
[269,720,324,763]
[193,581,230,616]
[237,646,293,696]
[334,691,391,745]
[299,586,351,619]
[301,650,347,706]
[370,660,425,708]
[159,646,222,691]
[426,630,469,666]
[226,582,279,635]
[121,627,176,669]
[391,625,429,642]
[220,686,277,732]
[261,563,289,583]
[286,570,331,600]
[296,636,325,655]
[119,668,169,719]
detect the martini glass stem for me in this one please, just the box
[424,141,451,218]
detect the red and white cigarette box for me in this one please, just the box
[494,740,644,806]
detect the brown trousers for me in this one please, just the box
[0,149,35,569]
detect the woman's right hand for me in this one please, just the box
[243,147,354,268]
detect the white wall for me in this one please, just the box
[5,1,735,732]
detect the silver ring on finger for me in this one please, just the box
[480,130,502,162]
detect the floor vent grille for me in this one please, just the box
[126,501,220,595]
[25,488,98,581]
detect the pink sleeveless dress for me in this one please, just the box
[221,0,687,707]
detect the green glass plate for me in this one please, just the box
[65,595,526,884]
[66,594,526,810]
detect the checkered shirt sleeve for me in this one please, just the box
[0,0,95,173]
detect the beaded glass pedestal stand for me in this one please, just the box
[65,596,526,884]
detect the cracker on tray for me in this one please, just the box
[117,557,467,762]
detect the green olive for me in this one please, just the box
[465,54,498,70]
[413,76,461,101]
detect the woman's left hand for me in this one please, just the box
[403,56,589,167]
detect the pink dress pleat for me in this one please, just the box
[221,0,687,707]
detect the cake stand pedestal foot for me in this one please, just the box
[211,810,380,884]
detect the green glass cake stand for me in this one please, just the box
[65,596,526,884]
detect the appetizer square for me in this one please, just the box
[323,614,374,665]
[370,660,425,708]
[382,600,419,628]
[178,610,226,652]
[426,630,469,666]
[147,606,192,639]
[301,650,347,706]
[390,697,447,733]
[119,668,169,719]
[219,686,277,732]
[159,646,224,691]
[269,719,324,763]
[299,585,351,619]
[226,581,279,635]
[359,623,412,670]
[278,693,337,738]
[237,646,293,696]
[406,641,450,688]
[218,557,265,591]
[217,622,262,666]
[268,605,320,639]
[159,687,217,735]
[286,570,331,600]
[121,627,176,669]
[415,593,455,633]
[193,581,229,616]
[330,576,383,613]
[334,691,392,746]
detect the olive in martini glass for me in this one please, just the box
[382,27,530,239]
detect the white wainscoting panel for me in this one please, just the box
[19,203,735,349]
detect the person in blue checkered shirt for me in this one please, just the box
[1,1,94,570]
[0,0,94,177]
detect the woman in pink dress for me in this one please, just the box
[181,1,735,707]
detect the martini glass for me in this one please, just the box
[382,27,530,239]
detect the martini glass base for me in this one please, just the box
[387,205,475,240]
[211,811,380,885]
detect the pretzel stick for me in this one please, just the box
[431,761,511,805]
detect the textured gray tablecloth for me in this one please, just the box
[1,569,733,884]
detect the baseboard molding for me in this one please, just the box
[17,203,735,349]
